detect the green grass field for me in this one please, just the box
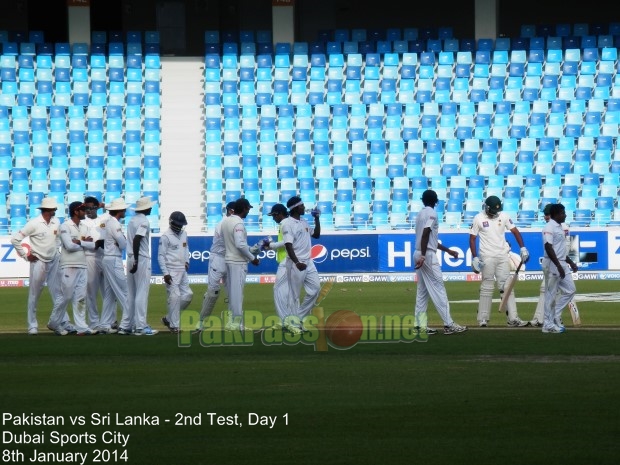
[1,280,619,465]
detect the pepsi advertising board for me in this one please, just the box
[150,229,610,276]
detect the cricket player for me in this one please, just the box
[196,201,235,331]
[127,196,157,336]
[530,203,580,327]
[414,190,467,335]
[220,198,260,331]
[82,196,109,331]
[11,197,63,335]
[159,211,193,333]
[469,195,530,327]
[541,204,578,333]
[48,202,98,336]
[101,198,133,335]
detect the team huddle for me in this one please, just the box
[415,190,579,335]
[11,191,577,337]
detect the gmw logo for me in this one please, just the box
[311,245,371,263]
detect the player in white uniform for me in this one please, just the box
[413,190,467,335]
[264,203,289,328]
[48,202,98,335]
[220,198,260,330]
[82,196,109,331]
[541,204,578,333]
[196,202,235,330]
[127,197,157,336]
[159,211,193,333]
[530,203,579,327]
[469,196,530,327]
[11,197,62,335]
[101,198,132,335]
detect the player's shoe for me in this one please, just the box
[529,319,542,327]
[134,326,158,336]
[542,325,565,334]
[415,326,438,335]
[111,321,119,331]
[97,326,117,334]
[161,316,170,328]
[507,318,529,327]
[117,327,133,335]
[64,324,78,334]
[169,327,180,334]
[479,319,488,327]
[55,328,69,336]
[554,319,565,331]
[225,320,241,332]
[28,328,38,335]
[443,323,467,335]
[77,328,98,336]
[284,324,303,336]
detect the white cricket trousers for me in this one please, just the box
[27,254,61,331]
[127,255,152,331]
[478,253,519,322]
[102,256,131,330]
[165,269,193,328]
[543,262,576,330]
[85,254,105,327]
[226,262,248,318]
[274,259,320,321]
[414,251,454,327]
[48,268,89,332]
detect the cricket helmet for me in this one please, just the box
[484,195,503,218]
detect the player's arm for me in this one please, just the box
[233,226,258,262]
[311,215,320,239]
[468,233,477,258]
[10,224,34,260]
[509,226,530,262]
[285,242,306,271]
[438,242,458,258]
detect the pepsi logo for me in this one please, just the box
[311,244,328,263]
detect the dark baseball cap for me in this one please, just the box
[268,203,288,216]
[226,201,236,212]
[234,198,253,212]
[543,203,553,215]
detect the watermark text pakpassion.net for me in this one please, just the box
[178,310,429,349]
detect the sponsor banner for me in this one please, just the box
[0,237,31,278]
[378,230,609,273]
[1,229,614,279]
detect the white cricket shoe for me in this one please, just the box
[507,318,529,327]
[479,319,488,327]
[542,325,565,334]
[529,319,542,327]
[444,323,467,335]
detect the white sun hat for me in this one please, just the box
[38,197,59,210]
[134,196,155,212]
[106,198,129,211]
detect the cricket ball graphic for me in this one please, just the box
[325,310,363,348]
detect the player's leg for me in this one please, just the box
[413,253,430,328]
[225,263,247,329]
[554,273,576,330]
[85,255,101,328]
[298,261,321,320]
[423,254,455,327]
[27,260,47,332]
[108,257,132,333]
[477,255,496,325]
[199,258,225,326]
[273,262,293,322]
[48,268,74,334]
[132,258,152,333]
[542,270,562,332]
[71,269,91,334]
[99,260,117,332]
[497,256,527,326]
[531,273,546,326]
